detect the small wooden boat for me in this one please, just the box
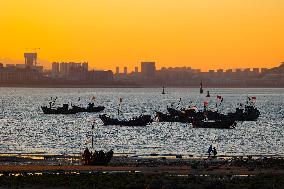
[99,114,152,126]
[42,102,105,115]
[156,111,193,123]
[167,107,181,117]
[228,105,260,121]
[156,111,180,122]
[192,119,236,129]
[72,103,105,113]
[41,104,77,114]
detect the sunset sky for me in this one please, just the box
[1,0,284,71]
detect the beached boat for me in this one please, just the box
[99,114,152,126]
[192,119,236,129]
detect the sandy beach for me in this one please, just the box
[0,154,283,188]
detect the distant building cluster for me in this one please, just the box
[51,62,113,82]
[114,62,284,87]
[0,52,284,87]
[51,62,89,80]
[0,53,43,83]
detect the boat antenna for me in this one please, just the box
[91,121,95,148]
[0,98,3,118]
[118,98,122,115]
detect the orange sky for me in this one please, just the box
[1,0,284,71]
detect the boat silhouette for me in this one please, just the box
[42,102,105,114]
[99,114,152,126]
[228,105,260,121]
[192,119,236,129]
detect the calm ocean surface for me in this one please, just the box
[0,88,283,156]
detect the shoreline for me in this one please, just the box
[1,85,284,88]
[1,153,283,188]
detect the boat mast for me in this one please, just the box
[0,98,3,118]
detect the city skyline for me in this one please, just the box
[1,0,284,71]
[1,53,283,73]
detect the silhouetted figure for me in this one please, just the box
[207,145,213,157]
[106,150,114,162]
[83,147,91,165]
[213,147,217,158]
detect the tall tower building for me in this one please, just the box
[82,62,88,72]
[51,62,60,77]
[134,67,138,73]
[116,67,120,74]
[124,67,128,75]
[141,62,156,78]
[24,53,37,68]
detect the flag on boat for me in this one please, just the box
[204,101,209,107]
[248,96,257,101]
[217,95,222,99]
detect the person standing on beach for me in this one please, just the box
[207,145,213,157]
[83,147,91,165]
[213,147,217,158]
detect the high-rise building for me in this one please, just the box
[124,67,128,75]
[82,62,88,72]
[24,53,37,68]
[54,62,88,79]
[141,62,156,78]
[52,62,60,77]
[116,67,120,74]
[252,68,260,74]
[134,67,138,73]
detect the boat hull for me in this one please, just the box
[99,114,152,126]
[192,120,236,129]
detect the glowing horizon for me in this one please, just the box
[1,0,284,71]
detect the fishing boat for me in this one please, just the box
[167,107,227,121]
[167,107,182,117]
[156,111,194,123]
[42,101,105,114]
[99,114,152,126]
[228,105,260,121]
[156,111,181,122]
[192,119,236,129]
[72,103,105,113]
[41,104,77,114]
